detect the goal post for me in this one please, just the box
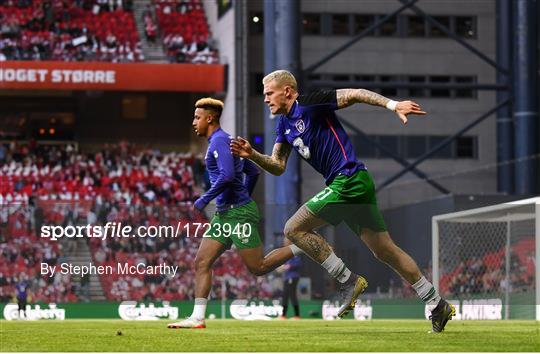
[432,197,539,320]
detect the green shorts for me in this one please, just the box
[204,200,262,249]
[305,169,387,234]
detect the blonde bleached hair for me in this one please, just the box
[262,70,298,91]
[195,97,224,119]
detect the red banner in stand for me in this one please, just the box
[0,61,225,92]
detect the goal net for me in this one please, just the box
[432,197,539,320]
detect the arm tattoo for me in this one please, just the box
[337,88,390,109]
[250,143,291,176]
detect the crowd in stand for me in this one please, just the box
[0,0,219,64]
[0,0,143,62]
[152,0,218,64]
[0,141,198,205]
[440,243,535,297]
[162,33,217,64]
[0,141,273,303]
[89,211,273,301]
[392,241,535,299]
[0,201,78,303]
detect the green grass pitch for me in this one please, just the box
[1,319,538,352]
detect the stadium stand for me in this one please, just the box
[0,141,273,303]
[439,239,535,297]
[0,0,142,62]
[0,0,218,63]
[0,141,197,204]
[391,240,535,299]
[153,0,218,64]
[88,208,273,302]
[0,201,78,303]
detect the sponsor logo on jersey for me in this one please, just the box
[213,150,219,159]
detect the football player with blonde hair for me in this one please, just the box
[232,70,455,333]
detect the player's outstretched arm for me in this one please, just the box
[336,88,427,124]
[230,137,291,176]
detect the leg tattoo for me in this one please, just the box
[284,205,332,264]
[291,231,332,263]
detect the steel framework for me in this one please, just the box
[299,0,538,195]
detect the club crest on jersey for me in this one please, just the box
[295,119,305,133]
